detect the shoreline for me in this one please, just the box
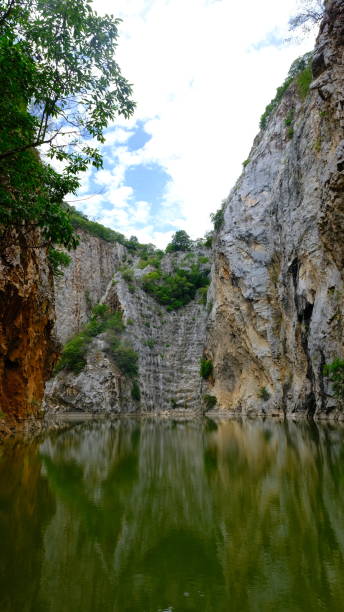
[1,407,344,443]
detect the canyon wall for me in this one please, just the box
[0,233,57,418]
[54,230,126,344]
[206,0,344,418]
[45,250,210,413]
[45,0,344,418]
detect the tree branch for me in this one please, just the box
[0,130,78,160]
[0,0,17,28]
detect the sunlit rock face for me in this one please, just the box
[206,0,344,418]
[45,250,210,413]
[54,230,126,344]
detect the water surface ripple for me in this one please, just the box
[1,418,344,611]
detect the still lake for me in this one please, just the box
[0,417,344,612]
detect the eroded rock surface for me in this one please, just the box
[45,1,344,419]
[0,232,57,417]
[206,0,344,418]
[54,230,126,344]
[45,250,210,413]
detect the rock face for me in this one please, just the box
[44,337,134,413]
[45,0,344,418]
[54,230,126,344]
[0,232,57,418]
[206,0,344,418]
[45,250,210,413]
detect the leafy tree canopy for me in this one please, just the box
[0,0,135,260]
[0,0,135,165]
[165,230,193,253]
[142,264,210,311]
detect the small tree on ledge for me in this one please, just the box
[165,230,193,253]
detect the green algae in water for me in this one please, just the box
[1,419,344,611]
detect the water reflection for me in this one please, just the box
[0,419,344,611]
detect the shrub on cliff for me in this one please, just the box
[107,342,138,378]
[131,381,141,401]
[200,358,213,379]
[69,208,158,257]
[297,65,313,99]
[257,386,270,401]
[54,334,89,374]
[54,304,137,378]
[323,359,344,403]
[142,264,209,311]
[165,230,193,253]
[259,51,313,130]
[210,202,225,232]
[204,394,217,409]
[198,286,208,305]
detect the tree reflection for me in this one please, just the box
[0,441,55,612]
[1,418,344,611]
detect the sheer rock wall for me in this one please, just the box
[206,0,344,418]
[0,233,57,417]
[45,250,209,413]
[54,230,126,344]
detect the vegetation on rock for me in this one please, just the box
[297,65,313,100]
[288,0,324,33]
[323,359,344,404]
[200,358,213,379]
[142,264,210,311]
[165,230,193,253]
[204,394,217,409]
[138,252,164,269]
[55,304,138,378]
[210,203,226,232]
[48,249,72,277]
[131,380,141,401]
[69,207,159,258]
[204,232,213,248]
[257,386,270,401]
[259,52,313,130]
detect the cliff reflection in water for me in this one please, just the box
[1,419,344,612]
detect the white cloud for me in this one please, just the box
[103,127,134,145]
[80,0,317,245]
[131,200,151,224]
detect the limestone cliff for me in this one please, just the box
[54,230,126,344]
[44,0,344,419]
[206,0,344,418]
[0,232,57,418]
[45,249,210,413]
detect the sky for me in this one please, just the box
[70,0,317,248]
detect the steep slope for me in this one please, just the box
[206,0,344,418]
[54,229,126,344]
[45,249,210,412]
[0,232,57,418]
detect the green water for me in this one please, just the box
[0,418,344,612]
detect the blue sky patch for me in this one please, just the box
[127,121,151,151]
[125,163,169,210]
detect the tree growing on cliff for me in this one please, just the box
[0,0,135,265]
[323,358,344,406]
[289,0,325,33]
[166,230,193,253]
